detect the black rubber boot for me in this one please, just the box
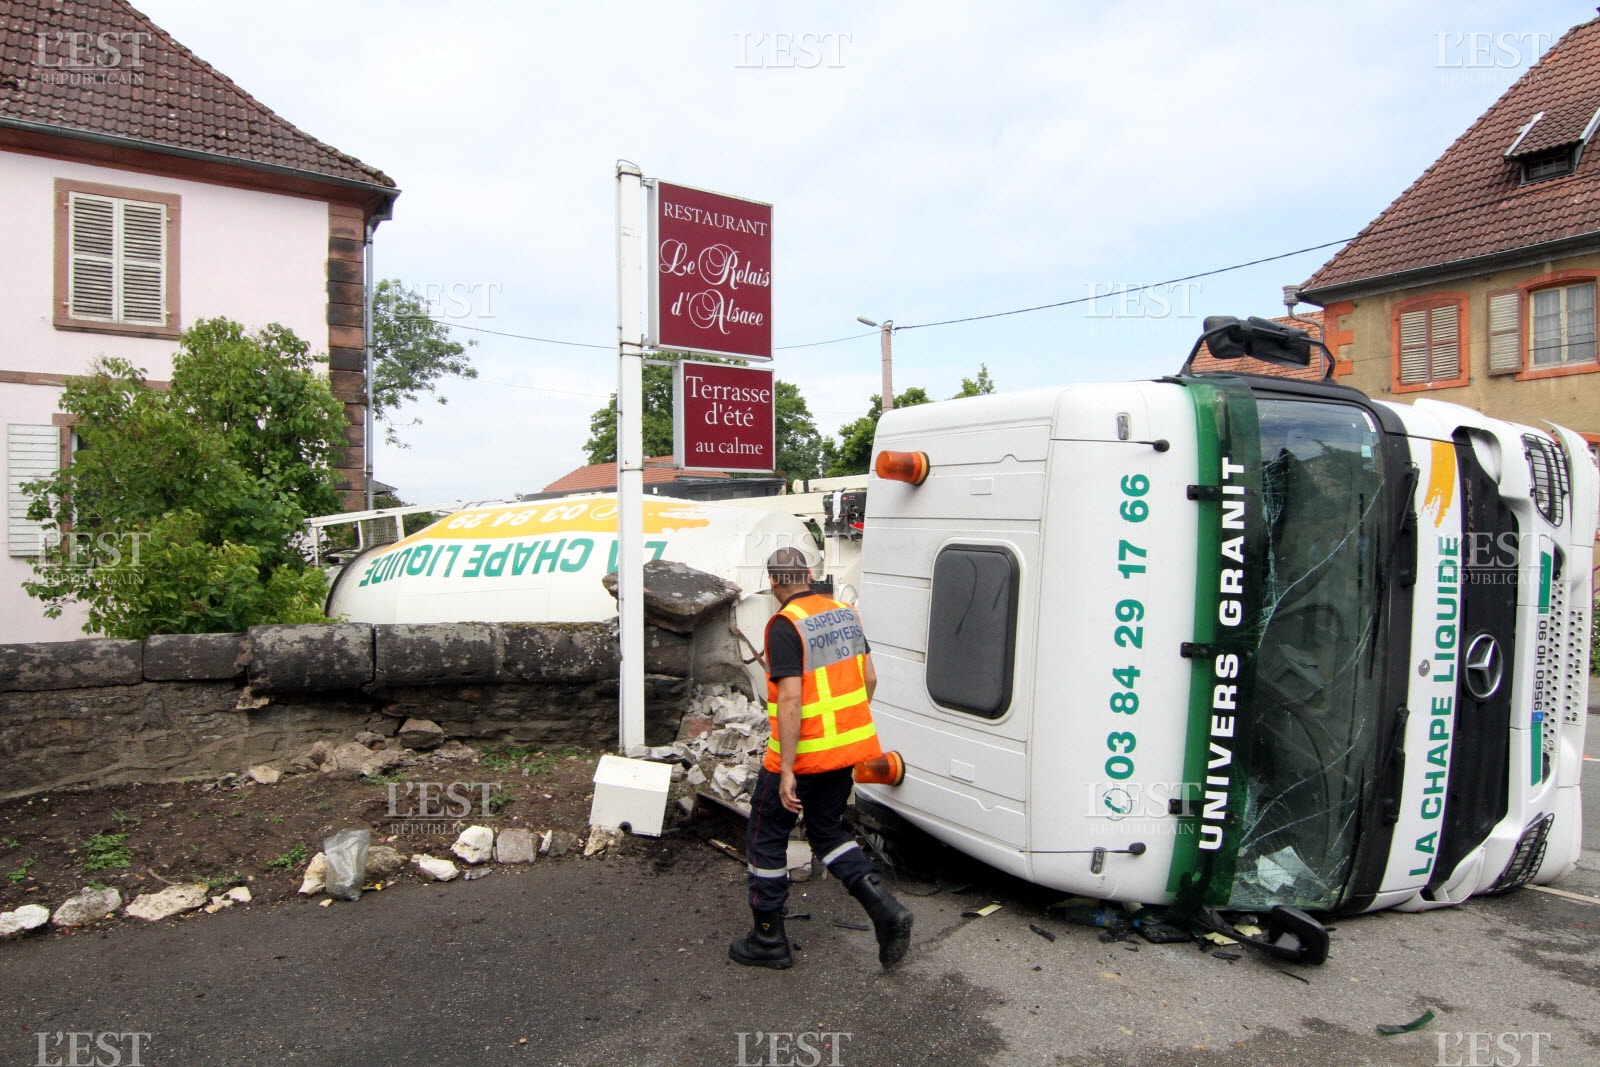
[849,873,913,968]
[728,909,793,969]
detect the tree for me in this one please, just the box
[954,363,996,398]
[21,319,345,638]
[372,278,478,446]
[581,353,825,480]
[823,387,934,477]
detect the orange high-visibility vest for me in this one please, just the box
[764,593,882,774]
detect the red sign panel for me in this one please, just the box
[649,182,772,361]
[673,361,775,473]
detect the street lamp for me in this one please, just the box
[856,315,895,411]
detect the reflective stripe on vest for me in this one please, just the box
[764,593,881,774]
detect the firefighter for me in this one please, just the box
[729,546,913,970]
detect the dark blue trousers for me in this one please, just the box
[745,765,878,912]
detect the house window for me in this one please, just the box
[1394,298,1465,389]
[1530,282,1596,366]
[925,545,1019,719]
[1520,146,1577,183]
[53,179,181,337]
[7,424,59,557]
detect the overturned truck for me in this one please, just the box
[854,316,1594,924]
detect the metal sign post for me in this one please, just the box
[615,162,646,752]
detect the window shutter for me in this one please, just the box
[118,201,166,325]
[1399,309,1430,383]
[68,194,115,320]
[1429,304,1460,381]
[1487,291,1522,373]
[7,425,59,557]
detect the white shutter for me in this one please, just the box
[1429,304,1460,381]
[8,425,59,557]
[1487,292,1522,373]
[66,192,168,326]
[1399,309,1430,383]
[68,194,115,320]
[119,201,166,325]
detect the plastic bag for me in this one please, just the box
[323,829,371,902]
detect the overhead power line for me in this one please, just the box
[400,180,1566,351]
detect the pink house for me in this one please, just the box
[0,0,397,640]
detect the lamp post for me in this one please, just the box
[856,315,895,411]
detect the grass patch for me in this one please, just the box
[486,789,513,814]
[110,809,141,829]
[266,842,309,872]
[82,833,131,872]
[7,858,35,884]
[364,769,407,785]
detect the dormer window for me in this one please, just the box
[1521,145,1577,183]
[1503,102,1600,185]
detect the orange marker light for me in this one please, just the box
[875,450,930,485]
[853,751,906,786]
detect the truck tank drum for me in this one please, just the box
[326,493,816,626]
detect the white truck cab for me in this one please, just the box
[855,318,1595,918]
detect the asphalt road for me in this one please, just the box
[2,755,1596,1067]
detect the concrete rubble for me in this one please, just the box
[50,887,122,927]
[124,884,208,922]
[451,826,495,865]
[413,854,459,882]
[622,684,769,814]
[494,828,537,864]
[0,903,50,938]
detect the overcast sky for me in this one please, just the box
[135,0,1591,503]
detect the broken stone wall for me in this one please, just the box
[0,621,695,801]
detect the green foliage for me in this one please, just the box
[21,319,344,638]
[266,842,309,872]
[1592,599,1599,675]
[821,387,935,477]
[953,363,996,398]
[82,834,130,872]
[582,353,825,480]
[372,279,479,446]
[7,858,35,883]
[486,789,513,814]
[110,810,140,828]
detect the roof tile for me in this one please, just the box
[542,457,731,494]
[1304,17,1600,295]
[0,0,392,189]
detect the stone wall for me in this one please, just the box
[0,620,705,801]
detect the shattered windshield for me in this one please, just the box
[1228,399,1386,910]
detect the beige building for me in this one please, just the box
[1301,16,1600,466]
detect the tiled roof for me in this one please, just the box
[1190,311,1329,382]
[543,457,730,494]
[1303,17,1600,296]
[0,0,393,189]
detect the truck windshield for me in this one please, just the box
[1228,398,1386,910]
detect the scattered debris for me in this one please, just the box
[413,854,459,882]
[364,846,406,878]
[1376,1010,1436,1036]
[1277,969,1311,984]
[541,830,581,859]
[397,718,446,751]
[225,886,252,905]
[462,868,492,881]
[584,825,624,857]
[494,828,537,865]
[318,898,333,908]
[451,826,495,865]
[246,764,281,785]
[323,829,371,901]
[1212,951,1242,962]
[50,887,122,928]
[0,903,50,938]
[705,839,744,863]
[962,903,1003,919]
[834,919,871,931]
[297,853,330,896]
[124,884,208,922]
[1028,923,1057,943]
